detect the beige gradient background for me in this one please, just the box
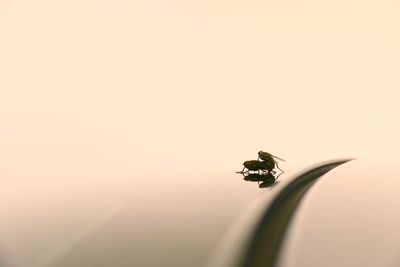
[1,0,400,179]
[1,0,400,266]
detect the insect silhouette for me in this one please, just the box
[237,160,272,173]
[237,151,285,174]
[237,150,285,189]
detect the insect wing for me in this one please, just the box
[270,154,285,162]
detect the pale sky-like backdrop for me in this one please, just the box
[1,1,400,267]
[1,0,400,178]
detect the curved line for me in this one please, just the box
[275,162,284,174]
[240,159,353,267]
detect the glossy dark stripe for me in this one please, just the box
[240,159,353,267]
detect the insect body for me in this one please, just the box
[237,150,285,188]
[238,160,271,173]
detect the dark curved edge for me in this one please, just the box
[240,159,354,267]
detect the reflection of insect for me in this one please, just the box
[257,151,285,173]
[237,151,285,188]
[243,173,273,182]
[259,175,278,188]
[237,160,272,173]
[241,172,281,188]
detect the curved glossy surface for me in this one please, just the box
[209,159,352,267]
[241,159,352,267]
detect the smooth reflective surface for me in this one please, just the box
[209,159,352,267]
[3,159,400,267]
[279,160,400,267]
[0,168,278,267]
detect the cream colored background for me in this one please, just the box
[1,2,400,266]
[1,0,400,179]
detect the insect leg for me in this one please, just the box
[275,162,284,174]
[275,171,283,181]
[236,167,249,174]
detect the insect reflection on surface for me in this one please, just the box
[239,172,282,188]
[236,151,285,188]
